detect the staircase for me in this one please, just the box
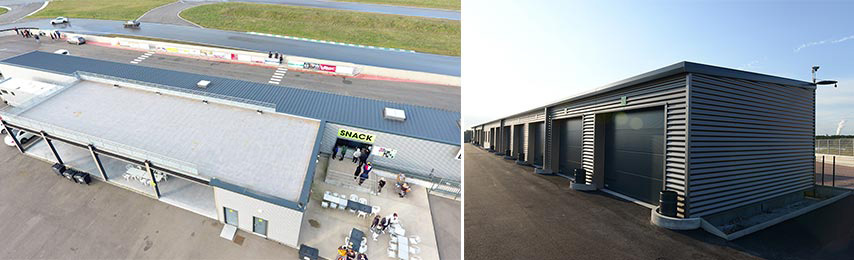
[324,157,377,195]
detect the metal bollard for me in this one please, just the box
[822,155,826,186]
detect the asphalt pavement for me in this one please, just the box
[0,1,41,24]
[0,35,460,111]
[0,18,461,76]
[138,1,205,27]
[464,144,854,260]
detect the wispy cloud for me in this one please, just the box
[794,34,854,52]
[738,56,766,70]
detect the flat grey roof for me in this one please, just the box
[473,61,817,127]
[19,80,320,201]
[1,51,460,145]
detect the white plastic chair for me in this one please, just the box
[357,210,368,218]
[344,236,350,246]
[371,206,380,216]
[409,246,421,254]
[409,235,421,244]
[388,243,397,250]
[321,201,329,209]
[330,202,338,209]
[338,202,346,210]
[410,256,422,260]
[358,197,368,204]
[324,191,331,196]
[333,192,340,198]
[350,194,359,201]
[386,247,396,258]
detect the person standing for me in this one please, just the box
[268,51,272,58]
[332,145,339,159]
[358,148,369,166]
[339,146,348,161]
[370,215,380,231]
[377,177,386,194]
[352,149,361,163]
[34,34,40,44]
[353,162,362,180]
[358,170,369,185]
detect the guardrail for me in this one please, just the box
[76,72,277,112]
[369,163,460,199]
[0,113,200,175]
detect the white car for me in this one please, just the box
[54,49,69,55]
[66,36,85,45]
[4,130,36,147]
[51,17,69,25]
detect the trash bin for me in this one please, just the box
[573,168,586,184]
[72,171,91,185]
[52,163,66,177]
[62,168,76,182]
[659,190,678,217]
[298,244,319,260]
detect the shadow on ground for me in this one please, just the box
[464,144,853,260]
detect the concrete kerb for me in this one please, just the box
[60,32,459,86]
[650,207,701,230]
[247,32,417,53]
[14,1,48,23]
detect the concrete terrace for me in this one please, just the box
[16,79,320,201]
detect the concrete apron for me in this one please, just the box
[699,188,852,241]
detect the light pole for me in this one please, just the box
[812,66,838,87]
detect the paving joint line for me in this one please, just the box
[246,32,416,53]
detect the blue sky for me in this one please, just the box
[463,0,854,135]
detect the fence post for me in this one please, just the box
[832,156,836,188]
[821,155,825,186]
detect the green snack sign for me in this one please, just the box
[338,129,375,143]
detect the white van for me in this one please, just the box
[4,130,36,147]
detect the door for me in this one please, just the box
[531,122,544,166]
[224,207,238,226]
[558,118,584,175]
[603,107,665,204]
[253,217,268,236]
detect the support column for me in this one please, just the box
[88,144,108,181]
[145,160,161,198]
[1,121,24,154]
[496,120,506,155]
[537,107,556,175]
[525,123,535,165]
[504,124,516,160]
[41,131,63,165]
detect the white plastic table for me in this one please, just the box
[323,193,348,205]
[397,236,409,260]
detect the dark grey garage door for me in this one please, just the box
[603,107,665,204]
[531,122,544,166]
[558,118,584,175]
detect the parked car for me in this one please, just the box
[50,17,69,25]
[53,49,69,55]
[66,36,85,45]
[124,20,140,28]
[4,129,35,147]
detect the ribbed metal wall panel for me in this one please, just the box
[582,114,595,184]
[320,123,460,181]
[548,76,688,199]
[686,74,815,217]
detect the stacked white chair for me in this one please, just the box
[386,247,396,258]
[409,235,421,245]
[410,246,421,255]
[321,201,329,208]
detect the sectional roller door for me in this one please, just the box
[558,118,584,175]
[603,107,665,204]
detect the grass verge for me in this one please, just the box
[181,3,460,56]
[31,0,173,21]
[333,0,460,10]
[0,8,8,16]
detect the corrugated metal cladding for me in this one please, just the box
[320,123,460,181]
[472,61,818,218]
[0,51,459,145]
[686,74,815,217]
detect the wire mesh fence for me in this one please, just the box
[815,138,854,156]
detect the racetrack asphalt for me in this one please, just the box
[464,144,854,260]
[0,18,461,76]
[0,1,42,24]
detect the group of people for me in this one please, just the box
[14,28,62,44]
[396,173,411,198]
[336,245,368,260]
[332,144,413,197]
[267,51,284,64]
[369,213,399,240]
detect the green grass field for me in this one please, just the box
[0,8,8,16]
[31,0,173,21]
[181,3,460,56]
[334,0,460,10]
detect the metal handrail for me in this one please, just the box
[0,113,200,175]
